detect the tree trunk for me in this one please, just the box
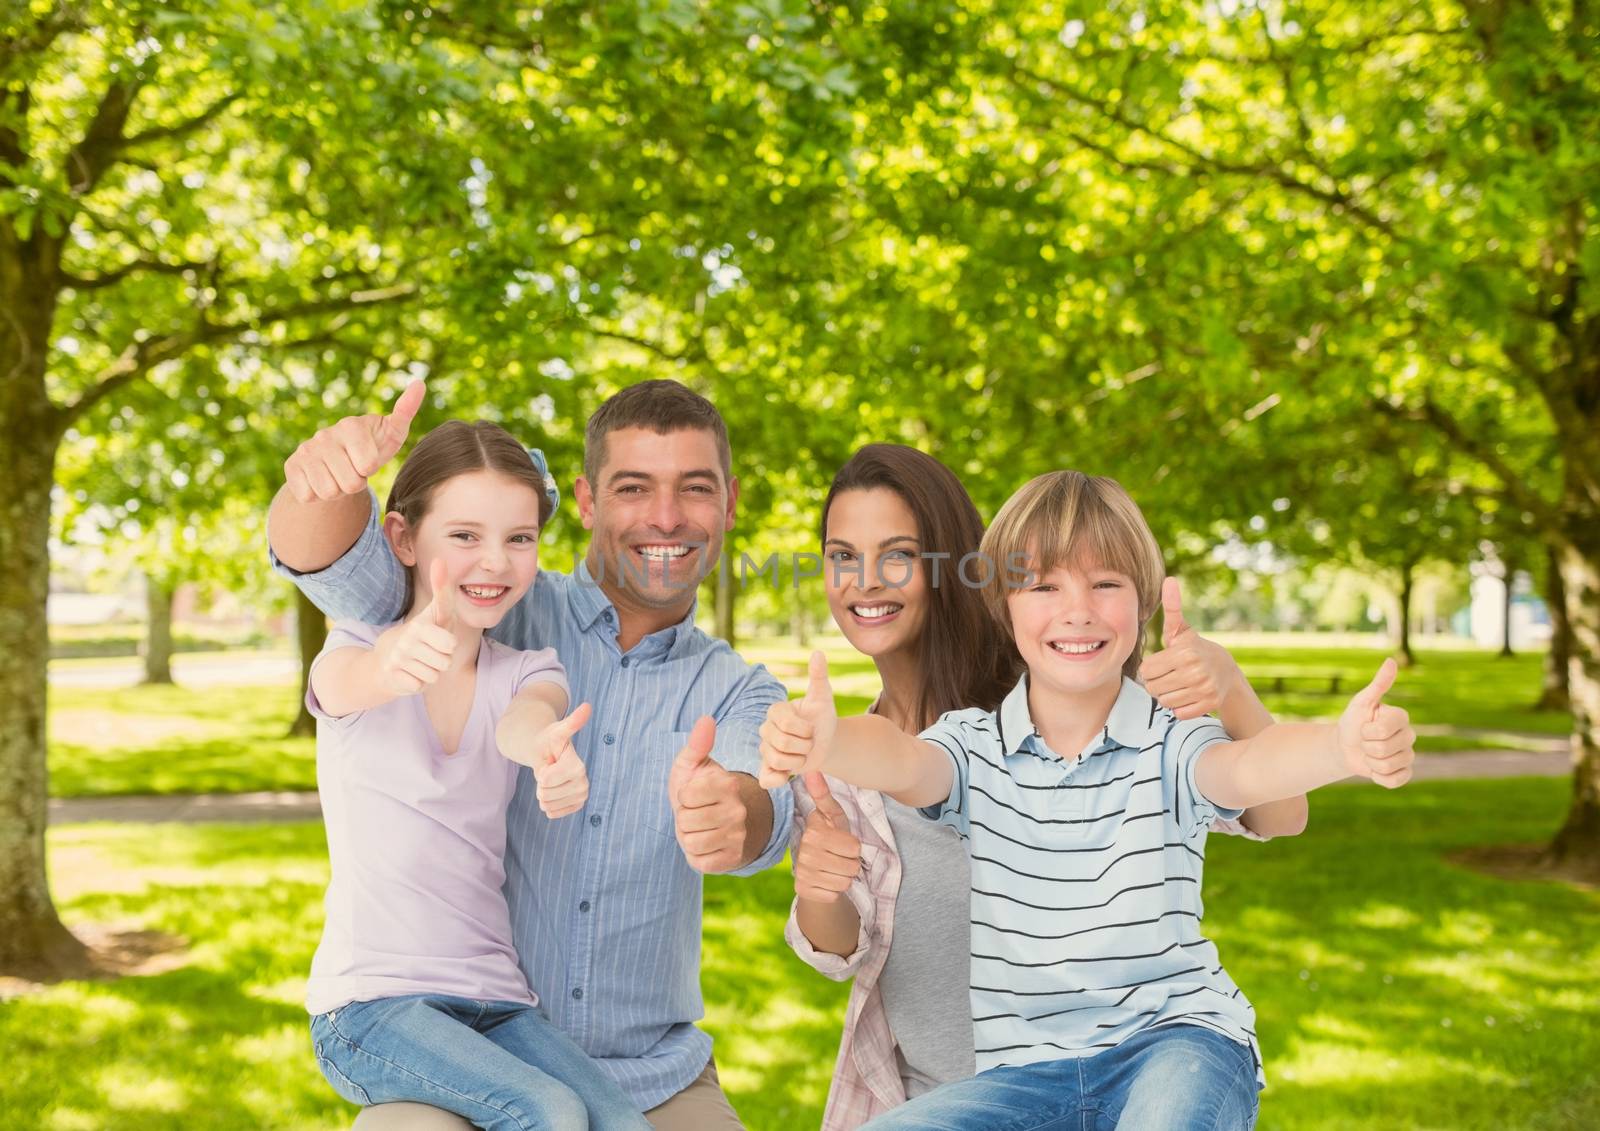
[1500,554,1516,658]
[0,379,89,977]
[714,551,736,647]
[1538,542,1572,711]
[793,600,810,648]
[1546,522,1600,878]
[1396,562,1416,668]
[287,588,327,738]
[142,575,175,685]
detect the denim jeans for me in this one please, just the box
[861,1024,1260,1131]
[311,994,651,1131]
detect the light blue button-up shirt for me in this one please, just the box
[272,495,793,1108]
[921,674,1262,1084]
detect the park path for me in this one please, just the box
[47,750,1573,826]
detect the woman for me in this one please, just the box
[785,444,1306,1130]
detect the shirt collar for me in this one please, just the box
[567,557,701,657]
[997,673,1160,758]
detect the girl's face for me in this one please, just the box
[386,469,545,630]
[823,488,929,661]
[1005,555,1141,703]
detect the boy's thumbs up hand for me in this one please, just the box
[531,702,592,818]
[1160,576,1191,647]
[759,651,837,789]
[1337,658,1415,788]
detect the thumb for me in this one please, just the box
[557,701,592,740]
[1353,658,1398,720]
[428,559,456,628]
[804,771,844,824]
[1161,576,1190,646]
[378,379,426,457]
[804,650,833,706]
[674,715,717,773]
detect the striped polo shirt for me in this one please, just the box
[920,673,1263,1084]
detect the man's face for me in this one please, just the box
[575,426,737,611]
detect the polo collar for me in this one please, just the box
[996,673,1159,758]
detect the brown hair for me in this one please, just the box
[583,379,731,485]
[822,444,1020,730]
[978,470,1164,679]
[385,420,554,610]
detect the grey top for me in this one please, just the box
[878,796,978,1096]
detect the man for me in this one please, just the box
[270,379,793,1129]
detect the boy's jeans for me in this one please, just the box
[311,994,651,1131]
[861,1024,1260,1131]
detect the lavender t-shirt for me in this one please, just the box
[304,619,568,1016]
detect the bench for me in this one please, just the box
[1247,672,1347,696]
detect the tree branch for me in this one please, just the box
[60,255,212,291]
[119,92,241,149]
[1375,396,1562,531]
[56,281,418,426]
[64,79,141,195]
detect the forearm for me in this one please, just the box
[735,773,776,868]
[1217,669,1308,836]
[795,895,863,958]
[310,648,399,717]
[821,716,950,808]
[267,484,373,573]
[1199,723,1350,811]
[495,685,566,760]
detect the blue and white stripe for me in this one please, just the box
[920,674,1263,1084]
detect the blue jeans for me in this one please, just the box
[862,1024,1260,1131]
[310,994,651,1131]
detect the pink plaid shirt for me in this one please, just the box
[784,774,1268,1131]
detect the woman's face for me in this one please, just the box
[823,487,929,660]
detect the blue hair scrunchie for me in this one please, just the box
[526,447,560,515]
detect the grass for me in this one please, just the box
[44,641,1567,799]
[48,682,316,798]
[5,778,1596,1129]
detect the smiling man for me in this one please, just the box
[268,379,792,1130]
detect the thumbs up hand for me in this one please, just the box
[522,702,592,818]
[1337,659,1415,788]
[668,717,751,874]
[285,380,426,502]
[1139,577,1236,721]
[792,773,863,905]
[759,651,838,789]
[373,558,459,696]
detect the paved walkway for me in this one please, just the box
[47,751,1573,826]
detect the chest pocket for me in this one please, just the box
[630,731,691,840]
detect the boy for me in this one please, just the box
[759,470,1415,1131]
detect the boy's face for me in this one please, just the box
[1005,558,1141,701]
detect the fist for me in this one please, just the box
[519,702,592,819]
[759,651,837,789]
[284,380,424,502]
[1337,658,1416,788]
[372,560,457,696]
[792,773,862,905]
[1139,576,1233,720]
[669,717,750,874]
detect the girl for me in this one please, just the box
[302,419,650,1131]
[785,444,1305,1129]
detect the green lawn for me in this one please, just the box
[6,778,1595,1129]
[45,643,1567,798]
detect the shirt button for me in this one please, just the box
[603,734,615,745]
[571,987,583,1000]
[579,900,591,912]
[620,656,631,669]
[589,814,602,827]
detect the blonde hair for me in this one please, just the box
[978,470,1164,679]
